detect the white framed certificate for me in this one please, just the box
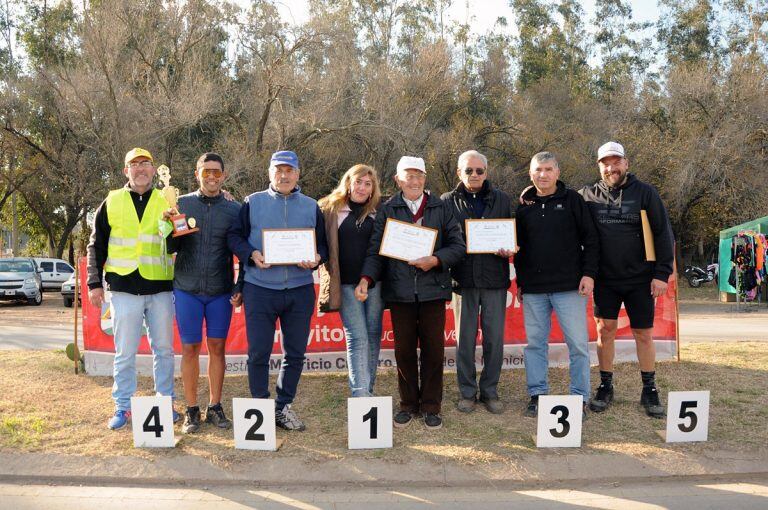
[465,219,517,254]
[262,228,317,265]
[378,218,438,262]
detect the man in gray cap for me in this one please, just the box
[579,142,674,419]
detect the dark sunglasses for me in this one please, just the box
[463,167,486,176]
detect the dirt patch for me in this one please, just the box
[0,293,73,326]
[0,343,766,468]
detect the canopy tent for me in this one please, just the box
[718,216,768,293]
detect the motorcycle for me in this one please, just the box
[683,263,719,288]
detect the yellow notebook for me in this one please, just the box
[640,210,656,262]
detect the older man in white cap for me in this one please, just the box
[356,156,465,430]
[579,142,674,419]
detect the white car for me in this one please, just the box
[60,272,80,308]
[33,257,75,291]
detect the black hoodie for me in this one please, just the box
[579,174,674,285]
[514,181,599,294]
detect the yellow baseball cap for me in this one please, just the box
[124,147,154,166]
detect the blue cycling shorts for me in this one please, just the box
[173,289,233,344]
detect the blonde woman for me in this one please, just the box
[318,165,383,397]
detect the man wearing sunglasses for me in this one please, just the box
[166,152,242,433]
[441,150,514,415]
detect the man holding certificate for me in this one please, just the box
[441,150,514,415]
[579,142,674,419]
[356,156,465,430]
[228,150,329,431]
[514,152,599,419]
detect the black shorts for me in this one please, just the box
[593,281,655,329]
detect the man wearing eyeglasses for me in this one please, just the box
[441,150,514,415]
[165,153,242,434]
[87,148,178,431]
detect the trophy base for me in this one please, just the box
[170,213,199,237]
[172,227,199,237]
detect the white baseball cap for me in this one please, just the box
[396,156,426,174]
[597,142,625,162]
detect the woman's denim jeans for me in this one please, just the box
[340,284,384,397]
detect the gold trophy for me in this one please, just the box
[157,164,199,237]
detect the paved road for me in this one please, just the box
[1,477,767,509]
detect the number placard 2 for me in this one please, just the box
[664,391,710,443]
[131,396,175,448]
[536,395,583,448]
[233,398,277,451]
[348,397,393,450]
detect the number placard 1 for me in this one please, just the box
[131,396,175,448]
[348,396,393,450]
[664,391,710,443]
[536,395,583,448]
[233,398,277,451]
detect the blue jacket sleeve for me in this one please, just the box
[228,200,257,266]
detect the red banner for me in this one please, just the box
[80,258,678,356]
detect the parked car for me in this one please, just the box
[0,258,43,306]
[60,272,81,307]
[33,257,75,291]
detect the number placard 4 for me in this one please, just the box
[665,391,710,443]
[131,396,175,448]
[348,397,393,450]
[536,395,583,448]
[233,398,277,451]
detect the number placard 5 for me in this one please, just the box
[665,391,710,443]
[233,398,277,451]
[536,395,583,448]
[348,397,393,450]
[131,396,175,448]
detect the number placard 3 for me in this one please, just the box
[665,391,710,443]
[348,397,393,450]
[536,395,583,448]
[233,398,277,451]
[131,396,175,448]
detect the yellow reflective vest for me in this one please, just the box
[104,188,173,280]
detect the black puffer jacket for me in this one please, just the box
[170,191,242,296]
[440,181,513,291]
[361,192,466,303]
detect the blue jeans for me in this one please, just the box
[110,291,176,411]
[243,282,315,410]
[340,284,384,397]
[522,290,590,402]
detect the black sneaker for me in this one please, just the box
[641,386,666,419]
[205,403,232,429]
[424,413,443,430]
[589,382,614,413]
[275,404,306,431]
[523,395,539,418]
[393,410,414,428]
[182,406,201,434]
[582,402,589,422]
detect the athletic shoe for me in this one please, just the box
[205,403,233,429]
[523,395,539,418]
[457,397,476,413]
[641,386,666,419]
[589,382,614,413]
[182,406,201,434]
[275,404,306,431]
[582,402,589,422]
[107,410,131,430]
[424,413,443,430]
[393,410,414,428]
[480,397,504,414]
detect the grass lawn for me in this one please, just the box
[0,342,766,466]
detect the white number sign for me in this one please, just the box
[131,396,175,448]
[348,397,393,450]
[233,398,277,451]
[536,395,583,448]
[664,391,710,443]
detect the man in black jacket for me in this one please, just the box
[441,150,514,415]
[166,153,242,434]
[579,142,674,419]
[514,152,599,418]
[356,156,465,430]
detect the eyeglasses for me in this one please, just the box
[200,168,223,178]
[127,160,153,169]
[463,167,486,176]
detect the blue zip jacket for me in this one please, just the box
[228,186,329,290]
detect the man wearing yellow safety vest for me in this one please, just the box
[87,148,179,430]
